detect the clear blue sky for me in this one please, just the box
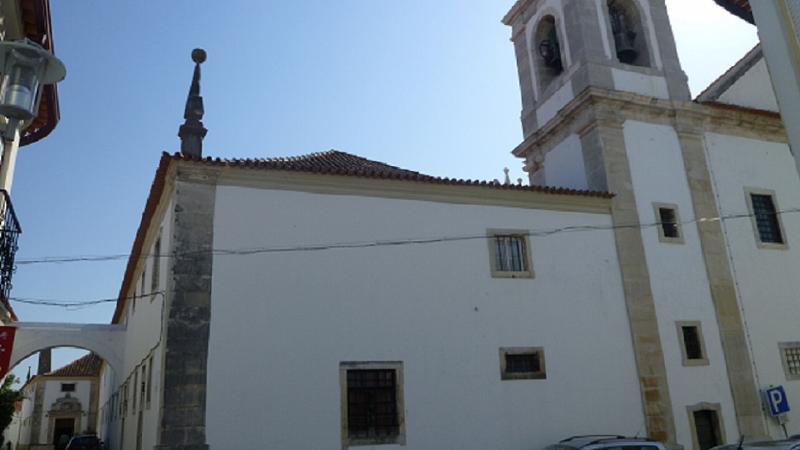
[8,1,757,376]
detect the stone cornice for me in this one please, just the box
[512,87,788,159]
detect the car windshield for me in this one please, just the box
[70,436,98,443]
[603,446,661,450]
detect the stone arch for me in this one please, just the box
[530,14,565,96]
[606,0,652,67]
[8,323,124,377]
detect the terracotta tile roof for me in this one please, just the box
[171,150,614,198]
[112,150,614,323]
[714,0,754,24]
[44,353,102,378]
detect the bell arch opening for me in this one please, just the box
[607,0,651,68]
[531,15,565,95]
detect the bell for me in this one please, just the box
[538,27,563,71]
[614,30,638,64]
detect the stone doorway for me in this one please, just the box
[52,417,74,450]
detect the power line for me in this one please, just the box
[10,291,163,310]
[12,206,799,266]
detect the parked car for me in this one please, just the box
[712,437,800,450]
[543,435,669,450]
[65,434,103,450]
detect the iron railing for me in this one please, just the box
[0,189,21,303]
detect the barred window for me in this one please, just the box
[781,343,800,379]
[341,362,405,446]
[151,236,161,294]
[750,193,784,244]
[60,383,75,393]
[488,231,533,278]
[500,347,546,380]
[659,207,679,239]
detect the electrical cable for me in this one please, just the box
[12,206,800,266]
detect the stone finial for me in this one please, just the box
[503,167,511,185]
[178,48,208,159]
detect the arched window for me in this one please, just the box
[532,16,564,93]
[607,0,651,67]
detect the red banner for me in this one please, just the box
[0,326,16,379]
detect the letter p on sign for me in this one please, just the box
[765,386,790,416]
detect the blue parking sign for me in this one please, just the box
[765,386,791,416]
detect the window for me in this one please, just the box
[146,356,153,408]
[653,203,683,244]
[140,364,147,409]
[532,15,564,94]
[780,342,800,380]
[499,347,547,380]
[340,362,405,447]
[151,236,161,295]
[488,230,533,278]
[133,370,138,412]
[687,403,724,450]
[746,189,786,248]
[677,322,708,366]
[60,383,76,393]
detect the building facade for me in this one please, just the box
[86,1,800,449]
[15,353,101,450]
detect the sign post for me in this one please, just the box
[0,326,16,379]
[764,385,791,438]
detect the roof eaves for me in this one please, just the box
[713,0,755,24]
[696,44,763,103]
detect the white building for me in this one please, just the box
[15,353,101,450]
[52,1,800,449]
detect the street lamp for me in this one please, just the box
[0,38,66,138]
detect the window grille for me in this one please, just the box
[133,371,138,412]
[494,235,527,272]
[659,207,680,239]
[751,194,784,244]
[505,352,541,373]
[682,326,703,360]
[346,369,399,439]
[783,345,800,378]
[146,356,153,408]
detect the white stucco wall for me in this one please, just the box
[205,184,644,450]
[543,134,588,190]
[611,69,669,100]
[623,121,740,448]
[17,384,34,446]
[717,59,779,112]
[97,197,173,450]
[40,379,93,440]
[705,131,800,438]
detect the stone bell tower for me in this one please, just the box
[503,0,690,140]
[503,0,768,447]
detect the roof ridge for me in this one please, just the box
[696,44,762,103]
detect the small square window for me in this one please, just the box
[653,203,684,244]
[340,362,405,448]
[487,230,533,279]
[500,347,546,380]
[780,342,800,380]
[676,321,708,366]
[61,383,76,393]
[746,188,787,249]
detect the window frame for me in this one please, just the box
[779,342,800,380]
[60,383,76,393]
[745,187,788,250]
[487,229,534,279]
[676,321,709,367]
[499,347,547,380]
[339,361,405,448]
[686,402,725,450]
[653,202,684,244]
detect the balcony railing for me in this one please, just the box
[0,190,21,303]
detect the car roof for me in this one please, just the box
[554,436,662,450]
[712,439,800,450]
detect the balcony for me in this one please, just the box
[0,190,21,305]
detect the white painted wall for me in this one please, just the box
[97,197,173,450]
[206,184,644,450]
[16,384,34,447]
[612,69,669,100]
[705,131,800,438]
[40,379,93,440]
[544,133,588,190]
[717,59,779,112]
[536,81,574,126]
[623,121,740,449]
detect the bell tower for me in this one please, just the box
[503,0,690,138]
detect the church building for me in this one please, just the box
[92,1,800,449]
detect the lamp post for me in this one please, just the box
[0,38,66,193]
